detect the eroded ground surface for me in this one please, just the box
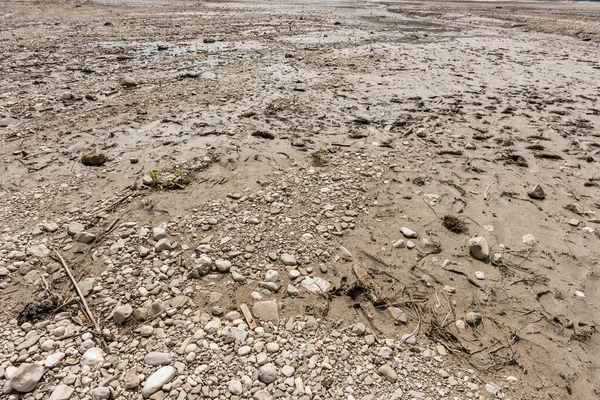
[0,0,599,399]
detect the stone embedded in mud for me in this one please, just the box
[466,312,483,326]
[392,239,405,248]
[119,74,138,87]
[74,231,96,244]
[468,236,489,260]
[81,150,107,166]
[384,307,407,324]
[522,234,536,246]
[491,253,503,266]
[252,300,279,321]
[527,184,545,199]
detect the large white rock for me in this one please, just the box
[81,347,104,367]
[252,300,279,321]
[141,366,176,398]
[9,363,44,392]
[301,276,331,294]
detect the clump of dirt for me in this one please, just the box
[442,215,468,234]
[311,150,328,167]
[17,296,60,325]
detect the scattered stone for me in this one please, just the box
[475,271,485,280]
[92,387,111,400]
[67,222,85,235]
[468,236,489,260]
[352,322,366,335]
[392,239,405,248]
[42,221,59,232]
[400,227,418,238]
[384,307,407,324]
[252,300,279,321]
[9,363,44,392]
[113,304,133,325]
[81,150,107,166]
[141,366,176,398]
[466,312,483,326]
[378,364,397,382]
[301,276,331,294]
[228,379,243,395]
[402,333,416,345]
[491,253,503,266]
[49,384,74,400]
[528,184,545,199]
[258,363,278,384]
[81,347,104,367]
[144,352,172,366]
[522,234,536,246]
[280,253,297,266]
[119,74,138,87]
[215,259,232,273]
[28,244,50,257]
[74,231,96,244]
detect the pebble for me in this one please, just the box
[400,227,418,238]
[280,253,297,266]
[49,384,74,400]
[522,234,536,246]
[475,271,485,280]
[378,364,397,382]
[228,380,243,395]
[9,363,44,392]
[384,307,407,324]
[258,363,278,384]
[141,366,176,398]
[392,239,405,248]
[81,347,104,367]
[113,304,133,325]
[527,184,545,199]
[468,236,489,260]
[352,322,366,336]
[144,352,172,366]
[466,312,483,326]
[252,300,279,321]
[74,231,96,244]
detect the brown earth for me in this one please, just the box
[1,0,600,399]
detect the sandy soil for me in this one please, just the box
[1,0,600,399]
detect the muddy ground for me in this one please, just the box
[1,0,599,399]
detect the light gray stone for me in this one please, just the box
[9,363,44,392]
[468,236,489,260]
[49,384,74,400]
[141,366,176,398]
[252,300,279,321]
[258,363,277,384]
[144,352,172,366]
